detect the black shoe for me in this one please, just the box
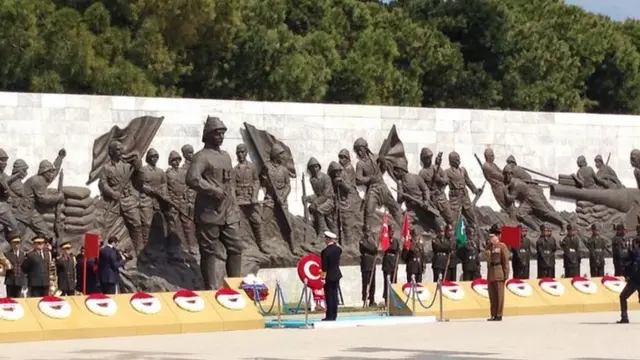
[617,318,629,324]
[495,317,503,321]
[487,317,496,321]
[321,318,328,321]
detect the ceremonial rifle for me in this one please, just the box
[301,174,309,245]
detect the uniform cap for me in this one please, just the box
[181,144,193,154]
[37,160,56,175]
[506,155,516,164]
[270,144,285,158]
[590,223,600,230]
[12,159,28,172]
[489,224,501,235]
[338,149,350,159]
[324,231,337,239]
[32,237,46,243]
[236,144,247,152]
[307,157,321,170]
[203,116,226,133]
[168,150,181,162]
[594,154,603,162]
[539,222,549,231]
[60,241,72,249]
[327,161,342,174]
[420,148,433,158]
[353,138,368,149]
[566,223,574,231]
[394,158,408,172]
[10,236,21,243]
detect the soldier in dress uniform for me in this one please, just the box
[359,224,377,307]
[612,223,632,276]
[4,235,25,297]
[485,224,509,322]
[402,228,426,283]
[511,225,531,279]
[432,226,452,281]
[21,237,50,297]
[457,226,480,281]
[536,223,558,278]
[561,224,581,277]
[381,224,400,304]
[586,223,606,277]
[233,144,264,250]
[305,157,336,237]
[56,241,77,296]
[446,224,460,281]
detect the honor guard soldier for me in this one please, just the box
[402,228,426,283]
[56,241,77,295]
[320,231,342,321]
[432,225,453,282]
[586,223,606,277]
[511,225,531,279]
[612,224,632,276]
[4,236,25,298]
[446,224,460,281]
[485,224,509,321]
[618,237,640,324]
[21,237,51,297]
[560,224,581,278]
[536,223,557,278]
[359,225,377,307]
[457,226,480,281]
[381,224,401,304]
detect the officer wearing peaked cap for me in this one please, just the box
[56,241,77,296]
[3,235,25,298]
[320,231,342,321]
[485,224,509,321]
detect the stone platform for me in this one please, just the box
[0,311,636,360]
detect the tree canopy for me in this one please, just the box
[1,0,639,113]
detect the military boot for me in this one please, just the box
[252,224,266,252]
[200,254,217,290]
[226,253,243,278]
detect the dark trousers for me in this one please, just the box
[101,283,117,295]
[382,271,397,302]
[407,272,423,283]
[5,285,23,298]
[361,271,375,305]
[59,290,75,296]
[590,265,605,278]
[488,281,505,318]
[513,265,530,280]
[462,270,479,281]
[564,267,580,278]
[538,266,555,279]
[29,286,49,298]
[446,268,457,281]
[433,268,445,282]
[620,281,640,320]
[324,280,339,320]
[614,263,625,277]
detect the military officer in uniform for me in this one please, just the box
[586,223,606,277]
[432,226,452,282]
[446,224,460,281]
[536,223,557,278]
[402,228,426,283]
[56,241,77,296]
[561,224,581,278]
[359,224,377,307]
[485,224,509,321]
[4,236,25,297]
[457,226,480,281]
[612,224,632,276]
[21,237,50,297]
[381,224,400,304]
[511,225,531,279]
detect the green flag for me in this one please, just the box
[455,216,468,248]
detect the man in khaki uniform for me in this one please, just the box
[485,224,510,322]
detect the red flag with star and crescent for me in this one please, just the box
[401,212,411,250]
[379,213,390,251]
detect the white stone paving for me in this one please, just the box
[0,311,637,360]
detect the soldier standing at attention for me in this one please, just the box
[359,224,377,307]
[612,224,631,276]
[4,236,25,297]
[561,224,581,278]
[402,228,426,283]
[586,223,606,277]
[56,241,77,296]
[536,223,557,278]
[457,226,480,281]
[511,225,531,279]
[432,226,451,281]
[485,224,509,322]
[446,224,459,281]
[233,144,264,251]
[381,224,400,305]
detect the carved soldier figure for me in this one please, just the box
[305,157,336,237]
[506,155,532,181]
[166,151,197,254]
[511,225,531,279]
[432,225,454,281]
[418,148,453,227]
[233,144,263,250]
[0,149,21,242]
[261,144,294,251]
[359,223,377,307]
[586,223,606,277]
[594,155,622,188]
[506,155,557,215]
[402,228,426,283]
[328,162,355,245]
[8,159,28,211]
[186,117,243,290]
[571,156,598,189]
[98,141,144,255]
[337,149,359,200]
[536,223,558,278]
[503,165,567,233]
[612,223,632,276]
[181,145,197,219]
[457,226,480,281]
[139,148,168,248]
[560,224,581,278]
[353,138,402,229]
[445,152,481,231]
[392,158,438,231]
[56,241,76,296]
[481,148,511,214]
[22,159,66,240]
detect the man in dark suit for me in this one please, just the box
[4,236,26,298]
[21,237,50,297]
[56,241,76,296]
[320,231,342,321]
[98,236,125,294]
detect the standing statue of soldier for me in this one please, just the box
[0,149,22,243]
[445,151,481,230]
[594,155,622,188]
[536,223,558,278]
[186,117,243,290]
[22,156,66,241]
[139,148,168,248]
[457,226,480,281]
[8,159,28,212]
[586,223,606,277]
[328,161,356,245]
[181,144,197,229]
[511,225,531,279]
[166,151,197,254]
[612,224,632,276]
[98,141,145,255]
[337,149,360,200]
[353,138,402,230]
[392,158,438,231]
[560,224,581,278]
[261,144,294,251]
[233,144,264,251]
[304,157,336,237]
[418,148,453,227]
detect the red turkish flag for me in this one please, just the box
[379,213,390,251]
[401,212,411,250]
[500,225,521,248]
